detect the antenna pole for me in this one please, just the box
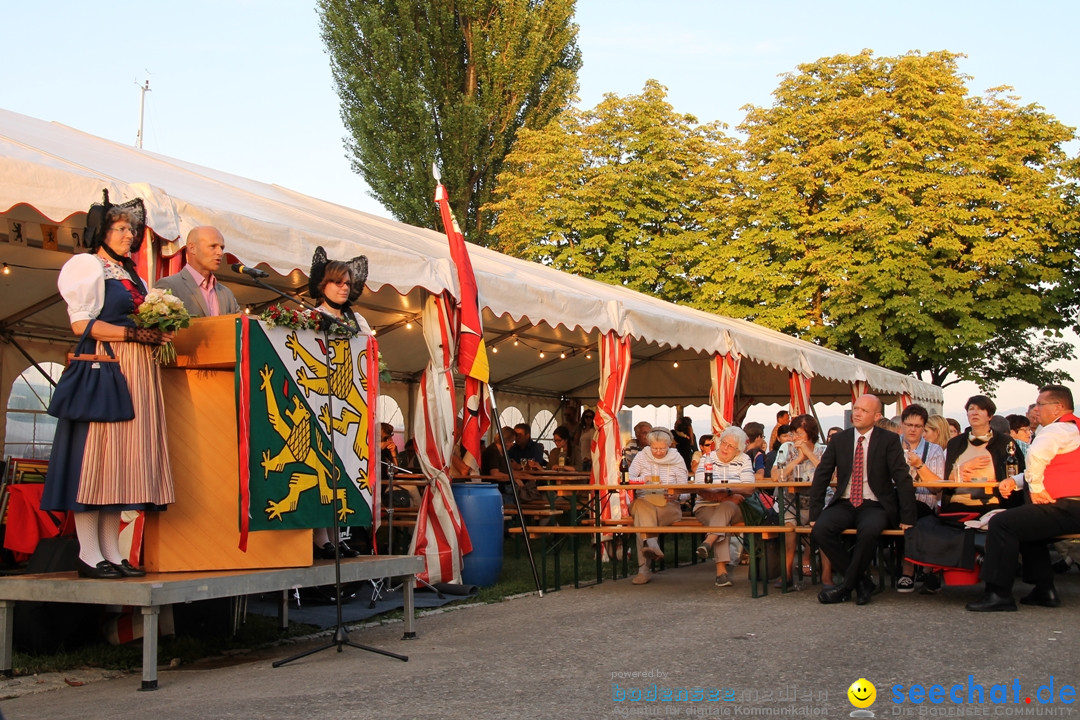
[136,80,151,148]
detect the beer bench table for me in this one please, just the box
[0,554,423,690]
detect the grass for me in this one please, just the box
[8,534,711,676]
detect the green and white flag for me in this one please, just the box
[236,317,376,542]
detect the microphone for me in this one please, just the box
[231,262,268,279]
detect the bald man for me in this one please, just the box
[810,394,916,605]
[156,226,241,316]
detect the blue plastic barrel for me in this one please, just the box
[451,482,504,586]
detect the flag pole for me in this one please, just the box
[433,164,542,595]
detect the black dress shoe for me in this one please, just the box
[1020,586,1061,608]
[315,543,337,560]
[77,559,123,579]
[337,541,361,558]
[966,592,1018,612]
[818,585,851,604]
[856,576,875,606]
[110,560,147,578]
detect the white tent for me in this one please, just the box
[0,107,941,455]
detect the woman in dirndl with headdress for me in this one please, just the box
[307,246,371,557]
[41,193,175,578]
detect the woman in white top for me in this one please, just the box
[692,426,755,588]
[627,428,688,585]
[41,198,174,579]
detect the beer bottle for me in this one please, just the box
[1005,441,1020,479]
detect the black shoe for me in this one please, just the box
[856,576,875,606]
[337,541,361,558]
[1020,586,1061,608]
[919,572,942,594]
[77,559,123,579]
[965,592,1018,612]
[315,542,337,560]
[110,559,146,577]
[818,585,851,604]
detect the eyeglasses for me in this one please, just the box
[701,442,714,448]
[1037,400,1061,407]
[718,441,740,452]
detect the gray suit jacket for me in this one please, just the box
[156,269,241,317]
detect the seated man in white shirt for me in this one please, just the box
[967,384,1080,612]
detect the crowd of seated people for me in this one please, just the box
[400,389,1073,610]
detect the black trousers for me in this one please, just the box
[811,499,888,590]
[980,498,1080,594]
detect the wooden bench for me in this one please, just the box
[509,524,793,597]
[793,526,909,589]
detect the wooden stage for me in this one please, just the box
[0,554,423,690]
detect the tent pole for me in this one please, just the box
[5,335,58,388]
[488,387,543,597]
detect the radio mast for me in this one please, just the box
[135,80,150,148]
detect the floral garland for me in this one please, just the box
[259,303,391,382]
[258,304,351,336]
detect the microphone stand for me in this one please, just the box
[244,275,406,666]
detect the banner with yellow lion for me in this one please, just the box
[236,317,377,534]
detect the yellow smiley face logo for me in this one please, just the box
[848,678,876,708]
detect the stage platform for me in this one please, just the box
[0,554,424,690]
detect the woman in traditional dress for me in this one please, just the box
[308,247,371,558]
[41,198,174,578]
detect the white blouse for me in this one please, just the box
[57,253,145,324]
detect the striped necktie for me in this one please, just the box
[850,435,865,507]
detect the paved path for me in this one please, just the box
[3,563,1078,719]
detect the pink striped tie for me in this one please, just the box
[850,435,865,508]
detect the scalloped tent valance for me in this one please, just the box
[0,107,941,409]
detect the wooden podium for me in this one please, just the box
[144,316,312,572]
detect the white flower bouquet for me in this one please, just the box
[132,288,191,364]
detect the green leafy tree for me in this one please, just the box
[694,50,1080,389]
[486,80,740,303]
[318,0,581,243]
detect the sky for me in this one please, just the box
[4,0,1079,423]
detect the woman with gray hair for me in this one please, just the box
[692,426,755,587]
[627,427,688,585]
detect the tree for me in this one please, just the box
[318,0,581,243]
[693,50,1080,389]
[486,80,739,304]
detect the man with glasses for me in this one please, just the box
[896,404,945,592]
[968,384,1080,611]
[1007,414,1033,453]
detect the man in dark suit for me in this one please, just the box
[155,226,241,317]
[810,394,917,605]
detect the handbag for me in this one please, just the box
[740,489,779,526]
[47,320,135,422]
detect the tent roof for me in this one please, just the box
[0,107,941,408]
